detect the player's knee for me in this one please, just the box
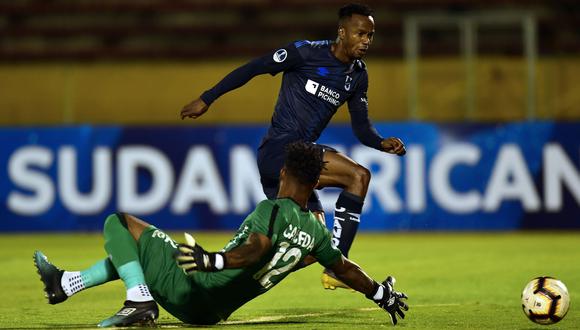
[103,212,128,232]
[352,165,371,187]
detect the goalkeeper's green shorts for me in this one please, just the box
[137,225,221,325]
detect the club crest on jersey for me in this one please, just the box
[273,49,287,63]
[345,75,352,91]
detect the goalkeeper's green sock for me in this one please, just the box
[60,258,119,297]
[103,213,153,302]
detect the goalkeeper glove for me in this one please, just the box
[175,233,225,273]
[366,276,409,325]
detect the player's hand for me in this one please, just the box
[180,98,209,119]
[381,137,406,156]
[175,233,225,273]
[368,276,409,325]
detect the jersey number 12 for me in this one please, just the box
[254,241,301,289]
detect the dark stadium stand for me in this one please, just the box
[0,0,579,61]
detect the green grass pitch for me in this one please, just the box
[0,231,578,329]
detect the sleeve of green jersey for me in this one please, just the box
[312,224,342,268]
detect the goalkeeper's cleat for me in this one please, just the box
[97,300,159,328]
[33,250,68,305]
[321,269,354,291]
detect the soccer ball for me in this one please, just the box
[521,276,570,325]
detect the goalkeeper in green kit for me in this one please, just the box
[33,142,408,327]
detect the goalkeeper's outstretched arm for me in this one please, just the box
[327,256,409,325]
[328,256,376,294]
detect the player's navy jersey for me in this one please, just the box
[201,40,383,178]
[263,40,370,144]
[191,198,342,321]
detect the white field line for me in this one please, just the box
[223,303,461,325]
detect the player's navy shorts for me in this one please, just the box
[257,141,337,212]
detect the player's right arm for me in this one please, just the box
[328,256,409,325]
[181,43,304,119]
[312,226,409,325]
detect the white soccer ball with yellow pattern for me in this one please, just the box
[521,276,570,325]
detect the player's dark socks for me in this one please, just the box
[331,191,364,258]
[33,250,68,305]
[97,300,159,328]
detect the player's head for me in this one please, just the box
[281,142,326,189]
[337,3,375,59]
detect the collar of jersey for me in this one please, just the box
[327,42,364,74]
[277,197,309,212]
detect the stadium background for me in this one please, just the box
[1,1,579,329]
[1,0,578,231]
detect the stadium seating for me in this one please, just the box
[0,0,579,123]
[1,0,579,60]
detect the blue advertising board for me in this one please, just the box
[0,122,578,231]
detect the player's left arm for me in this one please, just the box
[175,232,271,272]
[348,72,406,156]
[181,43,304,120]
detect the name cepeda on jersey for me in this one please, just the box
[282,224,315,249]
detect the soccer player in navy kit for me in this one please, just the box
[181,3,406,289]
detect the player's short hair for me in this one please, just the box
[284,142,326,186]
[338,3,374,25]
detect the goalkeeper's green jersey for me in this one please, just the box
[193,198,342,320]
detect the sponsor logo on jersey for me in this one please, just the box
[305,79,320,95]
[273,49,287,63]
[318,85,341,106]
[305,79,341,106]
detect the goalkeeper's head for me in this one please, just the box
[282,141,326,188]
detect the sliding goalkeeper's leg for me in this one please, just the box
[33,251,68,304]
[34,250,120,304]
[97,213,158,327]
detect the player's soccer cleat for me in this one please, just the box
[97,300,159,328]
[33,250,68,304]
[321,269,354,291]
